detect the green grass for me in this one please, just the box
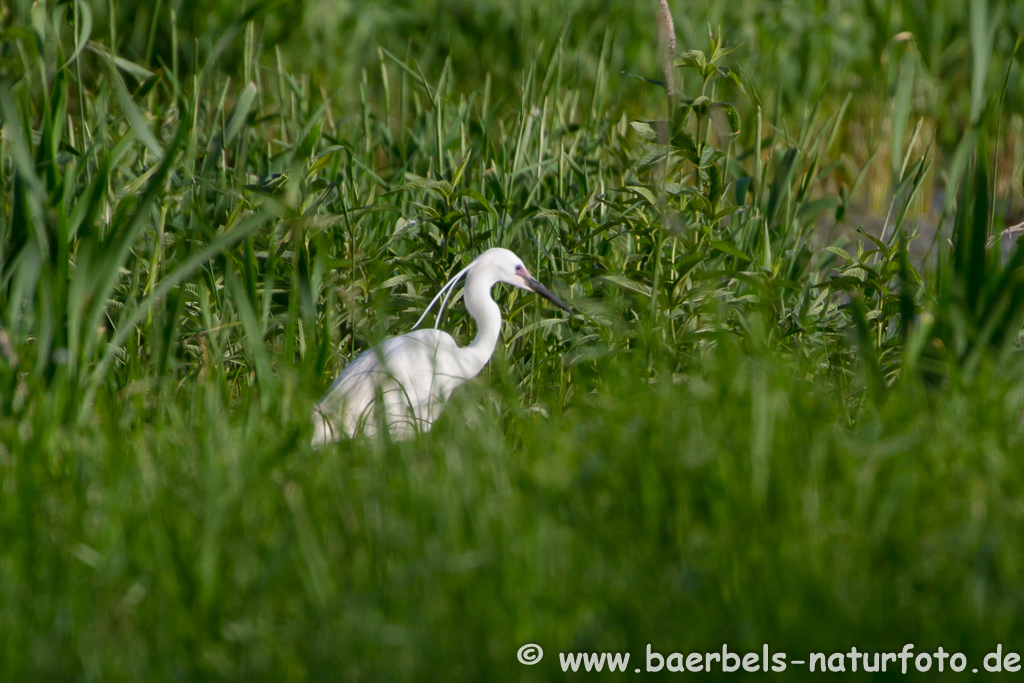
[2,0,1024,680]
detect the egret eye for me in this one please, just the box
[515,264,523,272]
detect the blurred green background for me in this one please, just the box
[6,0,1024,210]
[2,0,1024,680]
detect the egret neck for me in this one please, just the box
[458,266,503,379]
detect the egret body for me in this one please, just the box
[312,248,570,444]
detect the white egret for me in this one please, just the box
[311,247,571,444]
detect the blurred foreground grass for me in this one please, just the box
[2,0,1024,680]
[8,346,1024,680]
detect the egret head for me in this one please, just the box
[412,247,573,331]
[475,248,572,314]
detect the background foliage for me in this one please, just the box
[1,0,1024,680]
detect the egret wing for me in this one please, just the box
[312,330,465,443]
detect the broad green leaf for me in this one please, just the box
[710,240,750,261]
[629,120,659,142]
[824,246,852,261]
[603,275,652,298]
[226,82,259,145]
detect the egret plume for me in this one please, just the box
[410,262,475,330]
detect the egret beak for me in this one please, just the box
[523,274,572,315]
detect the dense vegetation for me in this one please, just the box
[1,0,1024,679]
